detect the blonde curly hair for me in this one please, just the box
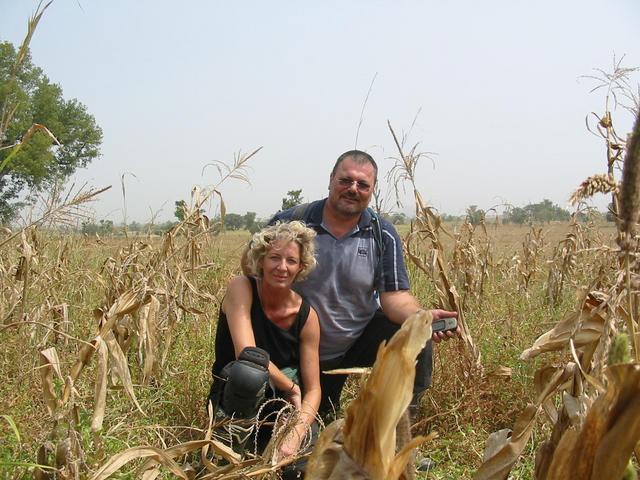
[242,221,317,281]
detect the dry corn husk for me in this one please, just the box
[89,446,188,480]
[306,310,433,480]
[520,293,605,360]
[138,294,160,384]
[90,336,109,432]
[39,347,63,417]
[474,363,576,479]
[543,363,640,480]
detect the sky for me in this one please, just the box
[1,0,639,223]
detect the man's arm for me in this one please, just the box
[379,290,460,342]
[378,290,419,324]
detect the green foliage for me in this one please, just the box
[382,211,409,225]
[248,222,266,234]
[503,206,529,224]
[608,333,630,365]
[503,199,570,224]
[223,212,245,230]
[0,415,20,444]
[128,220,142,232]
[0,414,48,477]
[174,200,187,221]
[441,213,463,222]
[223,211,262,231]
[81,219,113,236]
[622,461,638,480]
[243,211,257,231]
[281,189,303,210]
[244,211,266,234]
[0,42,102,222]
[466,205,485,225]
[147,220,177,235]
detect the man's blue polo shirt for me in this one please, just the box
[270,199,410,360]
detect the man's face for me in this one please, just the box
[327,157,376,216]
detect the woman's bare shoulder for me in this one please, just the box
[223,276,254,307]
[227,275,252,289]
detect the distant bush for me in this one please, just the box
[503,199,570,224]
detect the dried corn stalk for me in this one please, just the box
[517,227,545,293]
[542,363,640,479]
[474,363,576,480]
[520,292,606,361]
[386,122,482,376]
[477,74,640,479]
[451,221,490,301]
[306,310,434,480]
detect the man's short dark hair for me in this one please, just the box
[331,150,378,182]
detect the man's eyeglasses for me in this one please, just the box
[336,177,372,193]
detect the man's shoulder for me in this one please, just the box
[372,213,401,237]
[270,199,325,225]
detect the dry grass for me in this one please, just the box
[1,11,638,475]
[0,218,624,479]
[0,142,635,479]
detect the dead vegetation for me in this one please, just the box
[2,5,640,479]
[0,168,633,480]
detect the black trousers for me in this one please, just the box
[318,309,433,419]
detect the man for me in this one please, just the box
[270,150,458,417]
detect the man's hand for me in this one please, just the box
[430,309,460,343]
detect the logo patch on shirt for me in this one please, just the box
[357,246,368,257]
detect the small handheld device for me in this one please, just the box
[432,317,458,333]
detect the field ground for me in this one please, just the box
[0,220,623,478]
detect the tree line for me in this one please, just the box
[465,199,609,225]
[0,38,614,232]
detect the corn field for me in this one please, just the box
[3,4,640,479]
[0,170,636,480]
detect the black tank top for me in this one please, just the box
[212,276,311,381]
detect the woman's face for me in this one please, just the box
[260,239,302,288]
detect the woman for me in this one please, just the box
[209,221,320,462]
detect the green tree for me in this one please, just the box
[248,221,265,234]
[281,189,303,210]
[0,42,102,222]
[128,221,142,232]
[503,200,570,224]
[174,200,187,221]
[243,211,257,231]
[503,206,529,225]
[466,205,485,226]
[224,213,245,230]
[382,211,408,225]
[527,199,570,223]
[81,219,113,236]
[441,213,463,222]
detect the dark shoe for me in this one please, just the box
[416,455,436,472]
[212,407,257,456]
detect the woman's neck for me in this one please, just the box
[257,277,292,308]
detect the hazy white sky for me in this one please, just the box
[1,0,639,223]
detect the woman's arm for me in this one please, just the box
[223,276,307,400]
[277,306,321,460]
[222,276,257,354]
